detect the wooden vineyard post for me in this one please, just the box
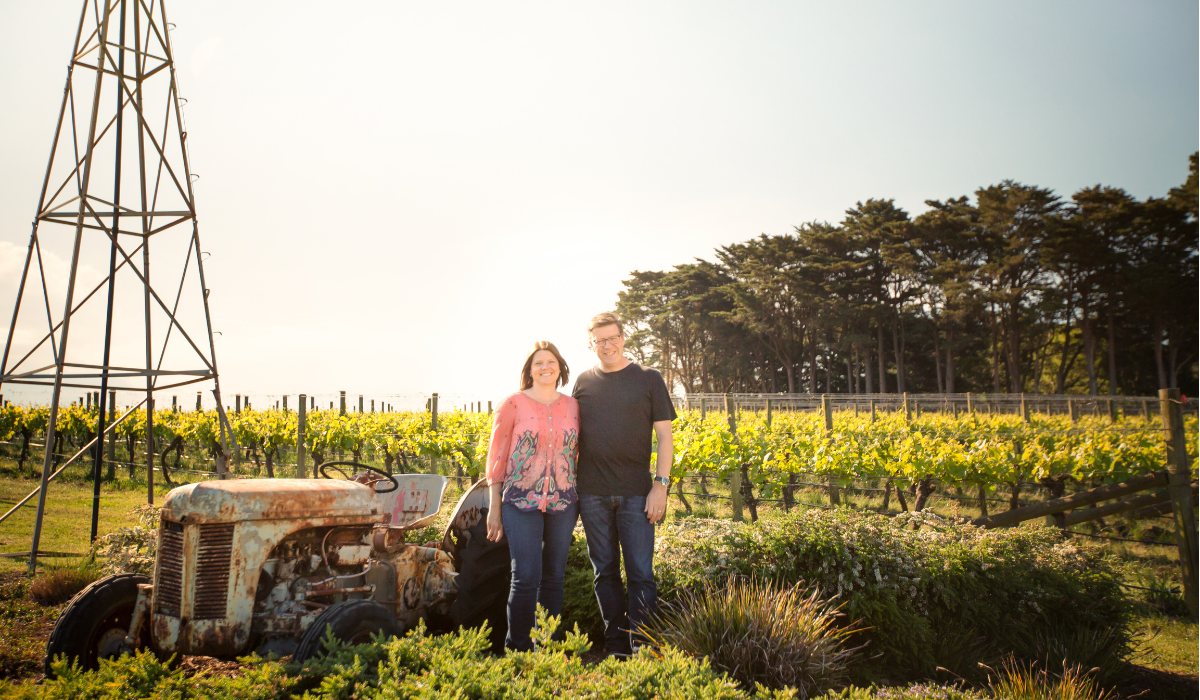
[903,392,911,422]
[235,394,241,414]
[700,398,707,422]
[1142,400,1151,422]
[1108,399,1117,423]
[726,395,742,522]
[765,398,772,428]
[297,395,307,478]
[488,400,493,415]
[1021,395,1030,423]
[358,395,364,413]
[1069,399,1077,423]
[967,392,973,414]
[431,393,439,431]
[823,394,840,506]
[870,399,877,423]
[1160,388,1198,617]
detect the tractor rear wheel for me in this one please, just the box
[44,573,153,678]
[293,599,403,663]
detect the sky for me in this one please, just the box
[0,0,1196,412]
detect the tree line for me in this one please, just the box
[616,153,1197,397]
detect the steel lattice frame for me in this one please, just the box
[0,0,229,571]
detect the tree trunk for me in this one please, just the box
[783,472,796,511]
[265,447,276,479]
[882,476,893,511]
[893,483,909,512]
[846,354,855,394]
[865,343,874,393]
[1007,482,1022,511]
[740,464,758,523]
[976,482,988,517]
[892,318,905,393]
[785,363,795,394]
[913,476,936,512]
[1083,307,1097,395]
[673,481,691,514]
[877,325,887,393]
[945,327,955,394]
[1106,308,1118,395]
[18,431,30,475]
[1153,317,1167,389]
[932,323,944,394]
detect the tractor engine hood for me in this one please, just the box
[161,479,385,524]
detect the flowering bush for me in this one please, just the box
[87,504,160,576]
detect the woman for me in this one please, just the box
[485,340,579,652]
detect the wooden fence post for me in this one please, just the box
[870,399,877,423]
[967,392,974,414]
[765,398,772,428]
[1021,394,1030,423]
[903,392,911,422]
[700,398,707,422]
[488,400,493,415]
[339,391,346,416]
[823,394,840,506]
[1108,399,1117,423]
[725,394,742,522]
[1142,400,1151,422]
[431,393,439,431]
[297,395,307,478]
[1160,388,1198,617]
[1068,399,1077,423]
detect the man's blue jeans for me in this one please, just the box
[578,494,656,656]
[500,501,579,652]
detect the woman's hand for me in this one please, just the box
[486,505,504,542]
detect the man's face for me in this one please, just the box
[589,324,625,365]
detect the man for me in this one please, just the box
[572,311,675,659]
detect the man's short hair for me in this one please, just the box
[588,312,624,337]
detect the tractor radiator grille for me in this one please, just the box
[194,524,235,619]
[155,522,184,617]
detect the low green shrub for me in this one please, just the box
[7,611,800,700]
[645,509,1133,683]
[643,578,860,695]
[821,686,987,699]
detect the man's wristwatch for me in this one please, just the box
[653,476,671,487]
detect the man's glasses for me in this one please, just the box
[591,335,623,348]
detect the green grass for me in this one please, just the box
[1135,611,1199,675]
[0,466,152,572]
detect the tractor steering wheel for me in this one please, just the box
[315,461,399,494]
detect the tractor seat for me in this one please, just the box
[377,474,447,530]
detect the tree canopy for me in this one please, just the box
[616,153,1198,397]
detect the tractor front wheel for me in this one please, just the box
[293,599,404,663]
[44,573,153,678]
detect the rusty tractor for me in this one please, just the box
[45,462,511,675]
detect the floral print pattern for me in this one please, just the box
[485,393,579,512]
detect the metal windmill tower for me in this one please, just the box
[0,0,231,571]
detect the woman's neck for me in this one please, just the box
[523,385,560,404]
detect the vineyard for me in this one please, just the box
[0,396,1193,516]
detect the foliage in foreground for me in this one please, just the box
[0,577,62,680]
[4,611,799,700]
[607,509,1132,684]
[643,578,860,695]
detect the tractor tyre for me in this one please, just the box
[293,599,403,663]
[44,573,153,678]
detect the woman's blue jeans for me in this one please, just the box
[500,500,579,651]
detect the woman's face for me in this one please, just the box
[530,349,561,388]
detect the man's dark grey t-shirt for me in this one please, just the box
[572,362,677,497]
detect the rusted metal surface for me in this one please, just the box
[194,524,234,619]
[155,522,183,616]
[161,479,382,524]
[147,475,470,659]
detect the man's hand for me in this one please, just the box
[646,483,668,524]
